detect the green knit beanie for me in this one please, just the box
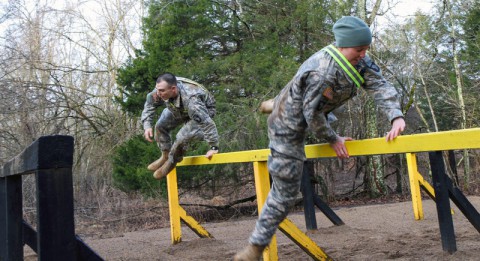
[333,16,372,47]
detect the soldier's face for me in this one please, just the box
[338,45,369,65]
[156,81,177,100]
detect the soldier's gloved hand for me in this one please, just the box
[205,147,219,160]
[144,128,154,142]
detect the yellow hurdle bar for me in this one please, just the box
[167,128,480,258]
[178,128,480,166]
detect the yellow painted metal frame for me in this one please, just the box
[253,161,278,260]
[166,169,212,244]
[406,153,436,220]
[164,128,480,260]
[178,128,480,166]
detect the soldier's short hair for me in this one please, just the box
[156,72,177,87]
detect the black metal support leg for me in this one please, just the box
[301,161,317,230]
[312,194,344,226]
[301,161,344,227]
[429,151,457,253]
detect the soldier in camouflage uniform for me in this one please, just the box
[141,73,219,179]
[234,16,406,261]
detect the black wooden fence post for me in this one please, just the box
[36,168,76,261]
[0,135,104,261]
[0,175,23,261]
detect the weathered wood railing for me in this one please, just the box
[0,135,103,261]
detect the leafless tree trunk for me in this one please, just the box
[359,0,387,197]
[444,0,470,185]
[0,0,144,206]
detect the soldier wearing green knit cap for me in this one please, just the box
[333,16,373,47]
[234,16,406,261]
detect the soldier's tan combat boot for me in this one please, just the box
[147,150,170,171]
[233,244,265,261]
[153,160,176,180]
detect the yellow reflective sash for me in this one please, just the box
[323,44,364,88]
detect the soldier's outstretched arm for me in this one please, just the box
[187,96,219,150]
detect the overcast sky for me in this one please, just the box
[379,0,434,24]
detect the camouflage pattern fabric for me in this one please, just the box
[268,48,403,161]
[141,78,218,163]
[248,45,404,247]
[249,150,303,246]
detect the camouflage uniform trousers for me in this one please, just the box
[249,149,304,246]
[154,108,205,164]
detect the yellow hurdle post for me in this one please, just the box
[278,219,332,261]
[406,153,424,220]
[253,161,278,261]
[178,206,213,238]
[167,168,182,243]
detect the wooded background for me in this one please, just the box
[1,0,479,225]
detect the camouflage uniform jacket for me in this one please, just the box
[141,77,218,147]
[268,48,404,160]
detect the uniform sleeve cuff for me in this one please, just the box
[390,116,404,124]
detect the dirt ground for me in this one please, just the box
[25,197,480,260]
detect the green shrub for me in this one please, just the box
[112,135,167,198]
